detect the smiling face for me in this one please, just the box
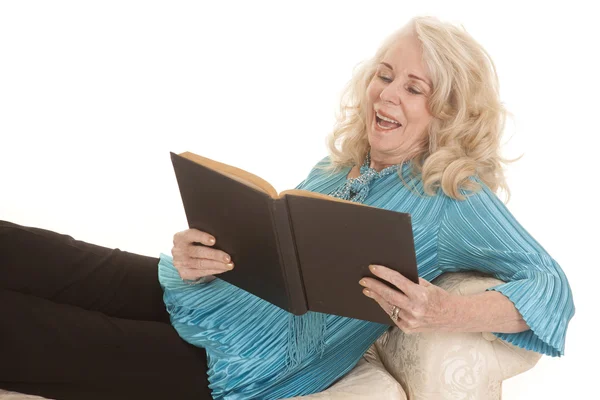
[365,32,434,166]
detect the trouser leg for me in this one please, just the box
[0,290,213,400]
[0,220,168,322]
[0,221,213,399]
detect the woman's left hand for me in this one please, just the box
[359,264,459,333]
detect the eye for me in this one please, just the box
[377,75,422,95]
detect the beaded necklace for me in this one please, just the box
[329,151,409,203]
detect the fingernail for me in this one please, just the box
[363,289,372,297]
[359,279,367,286]
[208,237,215,245]
[226,262,234,269]
[369,265,378,272]
[224,255,231,263]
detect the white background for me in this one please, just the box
[1,1,598,398]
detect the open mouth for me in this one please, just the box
[375,112,402,131]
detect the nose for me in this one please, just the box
[379,80,401,105]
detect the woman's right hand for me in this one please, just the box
[171,228,234,281]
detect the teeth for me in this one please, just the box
[376,112,400,125]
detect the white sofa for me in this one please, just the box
[288,272,542,399]
[0,272,541,400]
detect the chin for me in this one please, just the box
[367,124,402,153]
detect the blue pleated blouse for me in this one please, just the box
[158,156,574,399]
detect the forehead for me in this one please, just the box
[381,34,429,78]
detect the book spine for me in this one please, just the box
[271,198,308,315]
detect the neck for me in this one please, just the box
[367,151,411,172]
[369,159,394,172]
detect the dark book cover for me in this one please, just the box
[170,151,418,325]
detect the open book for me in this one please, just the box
[170,151,418,325]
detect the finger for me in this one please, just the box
[174,229,216,247]
[395,314,418,334]
[369,265,420,298]
[363,289,392,313]
[182,275,217,285]
[362,288,394,316]
[373,298,416,328]
[363,290,420,333]
[418,277,432,287]
[187,258,234,272]
[360,277,410,309]
[178,267,232,280]
[187,245,231,263]
[397,307,414,323]
[364,290,419,332]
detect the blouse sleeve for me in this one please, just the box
[294,155,331,190]
[436,179,575,357]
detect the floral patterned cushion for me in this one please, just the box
[374,272,542,400]
[294,272,541,400]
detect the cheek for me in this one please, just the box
[366,81,380,104]
[365,84,378,122]
[406,100,432,126]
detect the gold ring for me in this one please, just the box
[390,305,400,321]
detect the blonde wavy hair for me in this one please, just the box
[322,16,517,201]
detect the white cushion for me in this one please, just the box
[284,344,406,399]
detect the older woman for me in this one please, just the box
[0,15,574,400]
[160,15,574,398]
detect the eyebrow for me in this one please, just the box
[380,62,432,88]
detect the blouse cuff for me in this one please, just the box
[484,268,574,357]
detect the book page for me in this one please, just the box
[279,189,372,208]
[179,152,278,198]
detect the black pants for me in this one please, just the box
[0,220,213,400]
